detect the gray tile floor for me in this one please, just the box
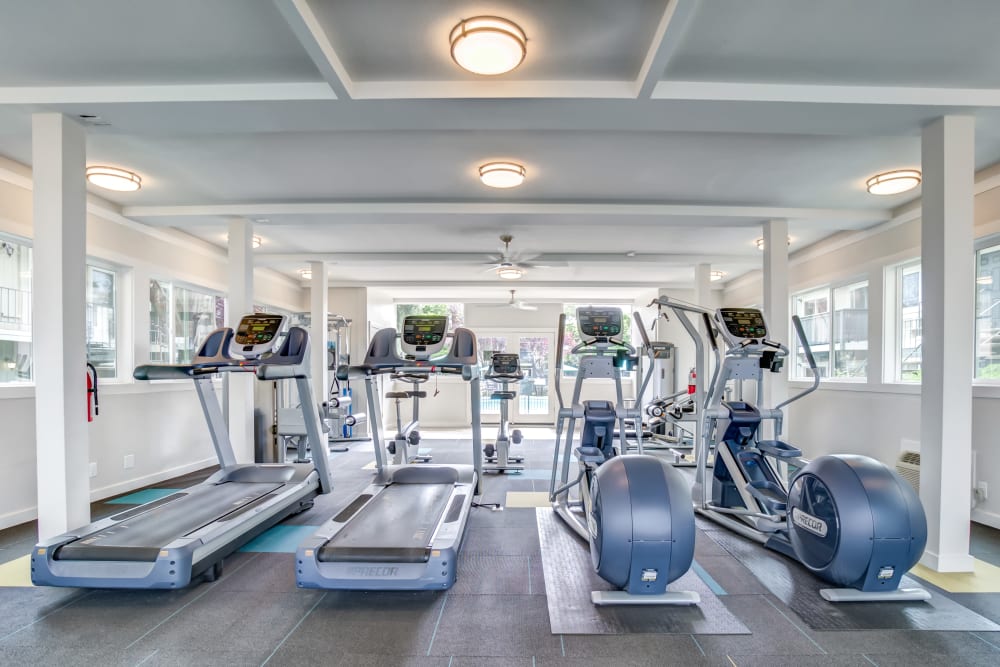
[0,434,998,666]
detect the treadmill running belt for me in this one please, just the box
[318,483,455,564]
[56,482,284,562]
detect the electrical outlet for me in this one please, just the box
[123,454,135,470]
[976,481,988,500]
[89,462,97,478]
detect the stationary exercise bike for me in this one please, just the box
[483,352,525,473]
[385,372,433,465]
[549,307,698,606]
[656,298,929,602]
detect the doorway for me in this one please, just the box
[477,331,556,424]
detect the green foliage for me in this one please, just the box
[977,363,1000,379]
[396,303,465,331]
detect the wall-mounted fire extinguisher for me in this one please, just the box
[687,367,697,395]
[86,362,99,422]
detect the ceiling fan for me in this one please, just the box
[482,289,539,311]
[483,234,552,280]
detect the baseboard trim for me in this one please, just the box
[972,508,1000,530]
[920,549,976,573]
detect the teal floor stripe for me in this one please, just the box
[691,559,727,596]
[105,488,181,505]
[239,524,320,553]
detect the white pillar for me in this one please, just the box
[694,262,712,394]
[227,218,254,463]
[32,113,89,539]
[310,262,329,407]
[762,219,789,418]
[920,115,975,572]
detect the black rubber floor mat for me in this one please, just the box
[535,508,750,635]
[705,528,1000,631]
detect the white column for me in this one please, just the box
[227,218,255,463]
[310,262,329,407]
[32,113,89,539]
[762,219,789,418]
[920,115,975,572]
[694,262,712,395]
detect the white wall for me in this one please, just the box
[0,175,304,530]
[721,185,1000,528]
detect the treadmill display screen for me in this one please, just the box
[719,308,767,340]
[402,316,447,346]
[490,353,521,375]
[577,307,623,338]
[234,314,285,346]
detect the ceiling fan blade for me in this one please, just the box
[518,261,568,269]
[481,265,502,273]
[515,303,539,311]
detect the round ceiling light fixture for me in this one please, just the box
[226,234,262,249]
[450,16,527,76]
[755,236,792,251]
[85,165,142,192]
[299,268,313,280]
[497,265,524,280]
[866,169,921,195]
[479,161,526,188]
[710,270,726,282]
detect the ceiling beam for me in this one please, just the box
[351,80,636,99]
[0,83,335,105]
[635,0,700,99]
[651,81,1000,106]
[123,201,890,224]
[253,251,756,265]
[274,0,354,100]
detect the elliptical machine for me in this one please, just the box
[483,352,525,473]
[548,307,698,606]
[656,297,929,602]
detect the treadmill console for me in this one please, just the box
[488,353,522,377]
[232,313,287,359]
[577,307,623,340]
[717,308,768,345]
[401,315,449,359]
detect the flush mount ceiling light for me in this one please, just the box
[497,265,524,280]
[866,169,921,195]
[299,268,313,280]
[755,236,792,251]
[710,270,726,282]
[85,166,141,192]
[479,161,526,188]
[450,16,527,75]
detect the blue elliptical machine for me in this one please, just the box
[656,298,929,602]
[549,307,698,606]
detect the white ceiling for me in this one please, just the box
[2,0,1000,297]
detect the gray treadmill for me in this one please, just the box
[32,314,333,589]
[296,315,483,590]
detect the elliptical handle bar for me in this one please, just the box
[775,315,821,411]
[554,313,566,410]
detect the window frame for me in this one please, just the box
[85,259,131,382]
[790,278,870,383]
[974,235,1000,382]
[148,277,227,365]
[883,259,922,384]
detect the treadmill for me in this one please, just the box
[32,314,333,589]
[296,315,483,590]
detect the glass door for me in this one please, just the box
[477,331,555,424]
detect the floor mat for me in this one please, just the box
[705,528,1000,631]
[535,508,750,635]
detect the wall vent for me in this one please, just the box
[896,450,920,493]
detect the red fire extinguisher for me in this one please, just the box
[86,362,99,422]
[687,367,697,394]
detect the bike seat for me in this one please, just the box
[407,391,427,398]
[385,391,409,399]
[490,391,516,400]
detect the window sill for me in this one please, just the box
[787,380,921,395]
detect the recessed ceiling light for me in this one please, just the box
[710,270,726,282]
[497,265,524,280]
[479,161,526,188]
[450,16,527,76]
[85,166,141,192]
[755,237,792,251]
[625,251,637,257]
[299,268,313,280]
[253,218,270,224]
[866,169,921,195]
[226,234,262,249]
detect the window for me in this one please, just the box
[86,266,118,378]
[976,243,1000,378]
[791,281,869,380]
[885,261,921,383]
[0,237,32,384]
[395,304,465,332]
[149,279,226,364]
[561,304,633,378]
